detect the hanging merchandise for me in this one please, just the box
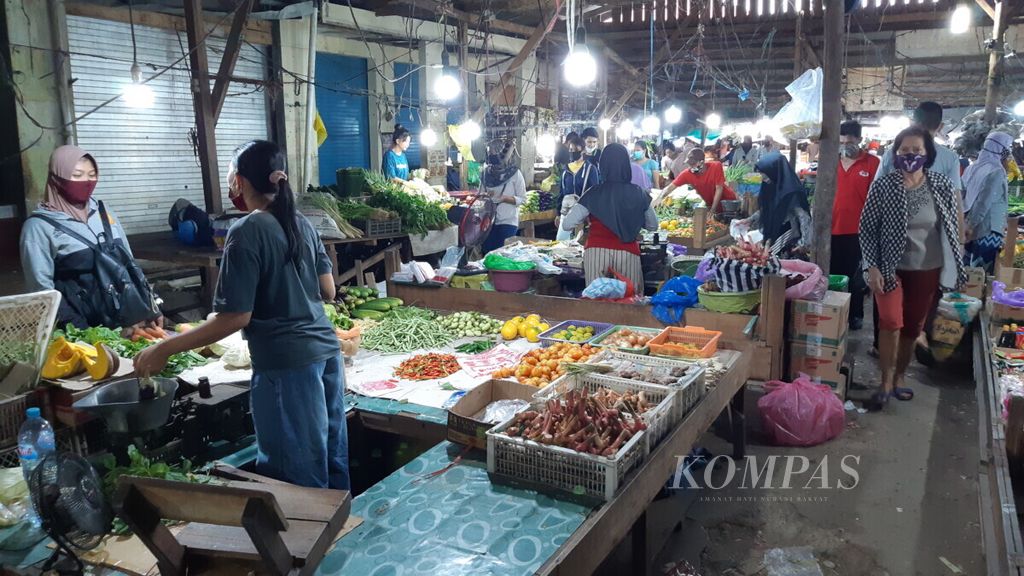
[772,68,823,140]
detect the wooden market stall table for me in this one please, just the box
[128,231,408,309]
[519,209,558,239]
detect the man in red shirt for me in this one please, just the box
[831,120,879,330]
[656,148,737,212]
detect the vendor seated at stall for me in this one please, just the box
[561,143,658,291]
[481,141,527,253]
[134,140,349,490]
[739,151,813,255]
[20,145,161,330]
[655,148,738,213]
[383,124,412,183]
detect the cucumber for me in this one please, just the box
[357,300,393,312]
[377,297,404,307]
[351,309,385,320]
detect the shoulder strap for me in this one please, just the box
[28,213,99,250]
[97,201,116,247]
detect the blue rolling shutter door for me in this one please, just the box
[316,54,369,185]
[393,63,421,170]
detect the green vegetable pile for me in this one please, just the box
[455,340,496,354]
[386,306,436,320]
[362,317,456,353]
[324,303,353,330]
[299,192,364,238]
[53,324,206,378]
[724,162,752,185]
[1008,196,1024,217]
[520,191,540,215]
[438,311,502,338]
[102,445,211,535]
[364,171,449,236]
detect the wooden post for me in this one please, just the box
[210,0,254,120]
[811,0,844,273]
[458,21,469,188]
[183,0,223,214]
[983,1,1008,125]
[789,15,802,168]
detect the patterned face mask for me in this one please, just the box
[894,153,927,173]
[840,143,860,159]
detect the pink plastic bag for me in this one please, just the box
[780,259,827,301]
[757,374,845,446]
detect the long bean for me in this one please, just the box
[362,317,457,353]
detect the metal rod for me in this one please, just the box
[302,6,319,191]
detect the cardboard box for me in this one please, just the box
[963,267,986,300]
[993,303,1024,324]
[447,379,537,449]
[998,267,1024,291]
[788,339,848,395]
[788,291,851,347]
[930,316,967,347]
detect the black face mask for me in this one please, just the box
[741,143,752,152]
[570,150,583,161]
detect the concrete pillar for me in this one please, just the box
[4,0,69,211]
[279,18,311,187]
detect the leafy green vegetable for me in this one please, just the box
[53,324,206,378]
[455,340,496,354]
[364,171,449,236]
[324,303,354,330]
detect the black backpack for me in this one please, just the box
[31,202,159,328]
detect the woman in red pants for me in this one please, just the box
[859,126,966,410]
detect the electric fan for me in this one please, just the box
[30,452,112,575]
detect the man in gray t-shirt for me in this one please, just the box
[872,102,963,193]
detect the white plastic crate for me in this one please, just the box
[0,290,61,446]
[585,349,707,419]
[486,406,646,502]
[533,373,679,455]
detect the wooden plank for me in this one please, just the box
[210,0,255,121]
[65,2,273,45]
[298,495,352,575]
[810,0,843,273]
[975,0,997,21]
[241,498,292,576]
[1006,395,1024,478]
[117,485,186,575]
[984,1,1008,124]
[222,481,349,524]
[183,0,223,214]
[126,477,288,529]
[536,352,751,575]
[177,519,325,562]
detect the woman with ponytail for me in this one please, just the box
[383,124,412,183]
[134,140,349,489]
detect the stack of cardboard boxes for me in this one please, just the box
[787,291,852,398]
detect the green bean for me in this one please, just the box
[362,317,457,353]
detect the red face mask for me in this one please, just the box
[230,191,249,212]
[57,178,97,205]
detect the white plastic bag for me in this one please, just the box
[937,293,983,324]
[772,68,823,141]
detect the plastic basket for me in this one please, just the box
[589,325,663,355]
[583,349,707,418]
[355,218,402,237]
[648,326,721,359]
[697,286,762,314]
[488,270,535,293]
[538,320,614,347]
[486,406,646,502]
[0,290,60,445]
[828,274,849,293]
[532,372,679,456]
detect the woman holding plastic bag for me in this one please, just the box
[561,143,658,290]
[859,126,966,410]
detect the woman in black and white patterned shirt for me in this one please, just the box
[859,126,966,410]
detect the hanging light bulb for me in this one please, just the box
[598,118,613,132]
[615,119,634,141]
[563,27,598,88]
[664,105,683,125]
[641,115,661,135]
[420,127,438,147]
[460,119,482,141]
[704,112,722,130]
[537,133,557,158]
[122,62,153,108]
[433,73,461,102]
[950,4,971,34]
[1014,99,1024,117]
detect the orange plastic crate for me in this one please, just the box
[648,326,722,359]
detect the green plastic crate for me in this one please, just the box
[828,274,849,293]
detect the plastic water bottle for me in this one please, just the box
[17,408,55,528]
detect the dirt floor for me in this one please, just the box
[647,306,985,576]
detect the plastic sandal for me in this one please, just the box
[893,387,914,401]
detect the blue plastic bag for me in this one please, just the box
[651,275,702,324]
[582,277,627,300]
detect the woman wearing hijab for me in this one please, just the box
[561,144,658,290]
[20,145,159,329]
[481,142,527,253]
[860,127,965,410]
[963,131,1013,272]
[741,152,812,254]
[134,140,348,490]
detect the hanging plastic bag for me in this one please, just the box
[936,293,983,324]
[651,275,702,324]
[780,259,827,301]
[709,255,781,293]
[772,68,823,141]
[758,374,844,447]
[483,253,536,271]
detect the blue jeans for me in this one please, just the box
[483,224,519,254]
[250,354,350,489]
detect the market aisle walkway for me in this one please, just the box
[647,307,983,576]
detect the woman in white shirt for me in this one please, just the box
[481,142,527,253]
